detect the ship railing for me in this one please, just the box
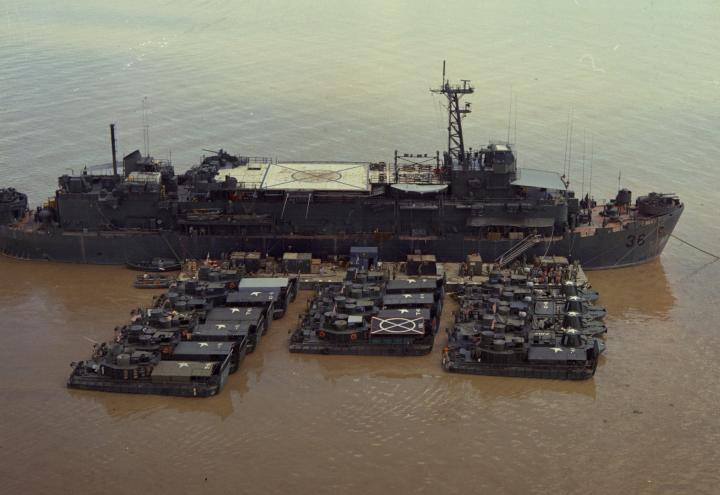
[236,182,263,190]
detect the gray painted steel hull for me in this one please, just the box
[0,206,681,270]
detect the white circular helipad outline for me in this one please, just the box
[291,170,342,183]
[376,317,419,334]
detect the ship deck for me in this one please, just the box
[572,205,649,237]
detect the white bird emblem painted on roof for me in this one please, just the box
[407,279,416,283]
[403,294,412,298]
[199,343,209,347]
[251,291,261,296]
[216,324,226,329]
[230,308,240,313]
[398,309,409,314]
[178,362,189,368]
[550,347,563,353]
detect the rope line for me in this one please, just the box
[671,234,720,260]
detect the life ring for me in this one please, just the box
[318,330,326,338]
[350,333,358,341]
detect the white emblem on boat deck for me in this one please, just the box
[407,279,416,283]
[373,317,423,334]
[251,291,261,296]
[399,309,409,314]
[199,343,209,347]
[216,324,226,329]
[550,347,563,353]
[230,308,240,313]
[178,362,189,368]
[204,363,213,369]
[403,294,412,298]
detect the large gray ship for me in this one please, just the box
[0,74,683,269]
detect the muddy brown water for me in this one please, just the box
[1,251,718,494]
[2,0,720,492]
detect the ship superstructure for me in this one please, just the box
[0,72,683,269]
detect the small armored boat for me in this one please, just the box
[67,341,234,397]
[133,273,175,289]
[290,262,443,355]
[68,257,294,396]
[443,327,601,380]
[443,259,605,380]
[126,257,181,272]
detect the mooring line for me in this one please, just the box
[671,234,720,260]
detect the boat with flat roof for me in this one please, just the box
[443,259,605,380]
[289,256,443,356]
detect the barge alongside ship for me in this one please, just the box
[290,249,444,356]
[442,259,605,380]
[0,73,682,269]
[68,261,296,397]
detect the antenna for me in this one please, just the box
[109,123,118,177]
[506,86,512,144]
[581,129,586,199]
[618,169,622,191]
[142,96,150,157]
[563,110,570,177]
[430,61,474,169]
[568,107,574,187]
[589,135,594,198]
[513,93,518,145]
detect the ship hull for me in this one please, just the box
[0,206,682,270]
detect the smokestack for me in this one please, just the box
[110,123,118,177]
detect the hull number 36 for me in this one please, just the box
[626,234,646,248]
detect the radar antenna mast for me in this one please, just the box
[142,96,151,158]
[431,61,474,170]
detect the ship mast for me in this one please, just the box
[431,61,474,170]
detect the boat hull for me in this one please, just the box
[66,375,221,397]
[0,206,682,269]
[442,358,596,380]
[289,342,433,356]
